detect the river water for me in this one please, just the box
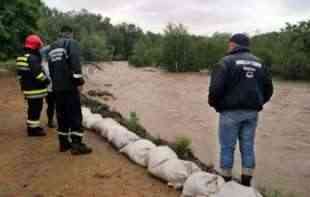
[85,62,310,196]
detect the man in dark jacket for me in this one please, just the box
[16,35,49,137]
[48,25,92,155]
[208,33,273,186]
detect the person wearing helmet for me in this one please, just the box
[208,33,273,187]
[16,34,50,137]
[48,25,92,155]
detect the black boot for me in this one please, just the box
[27,127,46,137]
[223,176,232,182]
[59,135,71,152]
[48,120,56,128]
[71,142,92,155]
[241,175,252,187]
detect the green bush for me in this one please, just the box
[172,136,192,159]
[126,112,147,137]
[129,36,162,67]
[80,31,112,62]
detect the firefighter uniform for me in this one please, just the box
[16,35,49,136]
[48,26,92,154]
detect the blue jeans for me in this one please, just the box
[219,110,258,176]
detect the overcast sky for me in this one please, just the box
[43,0,310,35]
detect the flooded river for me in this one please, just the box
[85,62,310,196]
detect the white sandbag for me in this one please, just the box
[84,114,103,129]
[81,107,92,117]
[92,118,121,138]
[148,158,201,189]
[147,146,178,170]
[181,172,225,197]
[107,126,140,149]
[120,139,157,167]
[215,181,263,197]
[82,107,93,127]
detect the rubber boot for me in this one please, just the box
[27,127,46,137]
[223,176,232,182]
[59,135,71,152]
[241,175,252,187]
[70,136,92,155]
[48,120,56,128]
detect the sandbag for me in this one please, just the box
[215,181,263,197]
[84,114,103,129]
[147,146,178,170]
[148,158,201,189]
[181,172,225,197]
[120,139,157,167]
[92,118,121,138]
[82,107,93,127]
[81,107,92,117]
[106,125,140,149]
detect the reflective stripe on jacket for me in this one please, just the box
[16,52,48,99]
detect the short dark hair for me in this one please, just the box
[230,33,250,47]
[61,25,73,33]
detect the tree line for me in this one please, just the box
[1,0,310,80]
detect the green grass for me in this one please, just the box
[173,136,192,159]
[259,187,298,197]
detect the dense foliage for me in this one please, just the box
[1,0,310,80]
[0,0,43,59]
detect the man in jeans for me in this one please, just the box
[208,33,273,186]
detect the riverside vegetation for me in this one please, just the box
[1,1,310,80]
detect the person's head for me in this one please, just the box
[24,34,44,51]
[228,33,250,52]
[60,25,74,38]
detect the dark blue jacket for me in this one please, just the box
[208,46,273,112]
[16,49,49,99]
[48,37,84,92]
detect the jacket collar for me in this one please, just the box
[24,48,40,56]
[228,46,250,55]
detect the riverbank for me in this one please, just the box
[0,75,179,197]
[84,61,310,197]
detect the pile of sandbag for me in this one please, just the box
[82,108,140,149]
[181,172,225,197]
[120,139,156,167]
[147,146,201,189]
[215,182,263,197]
[81,106,264,197]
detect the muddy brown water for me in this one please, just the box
[85,62,310,196]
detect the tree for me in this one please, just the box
[0,0,43,60]
[160,23,195,72]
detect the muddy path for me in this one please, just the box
[0,76,179,197]
[85,62,310,197]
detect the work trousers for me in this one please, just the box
[55,90,84,144]
[27,98,43,128]
[46,92,56,122]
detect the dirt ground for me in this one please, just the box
[0,76,179,197]
[85,62,310,197]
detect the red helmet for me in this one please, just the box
[24,34,43,50]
